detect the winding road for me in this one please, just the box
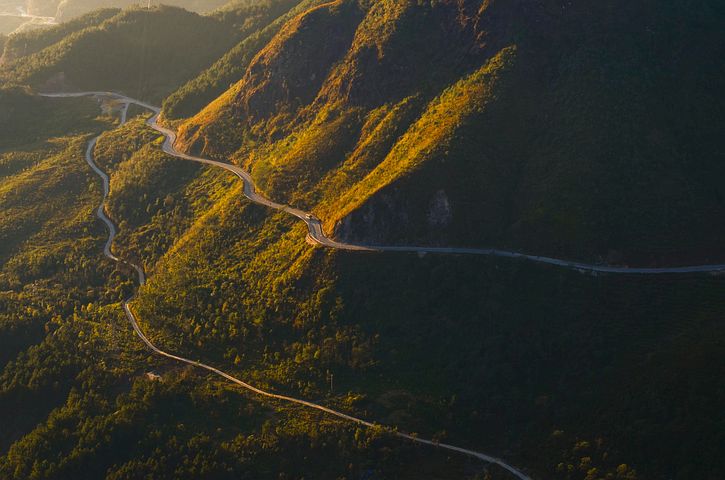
[38,90,725,480]
[42,91,725,275]
[42,91,534,480]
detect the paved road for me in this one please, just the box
[38,88,725,479]
[41,91,725,275]
[46,91,533,480]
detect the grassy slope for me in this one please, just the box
[0,65,721,480]
[0,93,122,450]
[126,160,725,480]
[316,47,517,237]
[0,86,104,147]
[335,0,725,265]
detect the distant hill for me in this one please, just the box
[0,8,119,64]
[26,0,229,20]
[175,0,725,266]
[0,6,241,101]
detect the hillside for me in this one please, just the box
[0,8,120,64]
[2,93,721,479]
[26,0,229,20]
[0,0,723,479]
[161,0,326,120]
[0,6,241,101]
[0,95,515,480]
[175,0,725,266]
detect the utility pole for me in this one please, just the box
[327,370,334,393]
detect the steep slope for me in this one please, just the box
[175,0,725,265]
[162,0,316,120]
[0,1,724,479]
[174,0,364,149]
[3,91,724,480]
[0,99,498,480]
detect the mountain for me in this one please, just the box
[176,0,725,266]
[0,1,318,101]
[26,0,229,20]
[0,8,120,64]
[0,1,724,479]
[161,0,327,120]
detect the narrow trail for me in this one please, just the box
[48,91,534,480]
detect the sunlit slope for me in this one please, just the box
[0,103,485,480]
[0,6,239,101]
[174,0,364,147]
[162,0,316,120]
[117,135,725,480]
[174,0,725,265]
[1,93,723,480]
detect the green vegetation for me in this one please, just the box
[0,86,104,148]
[0,6,241,102]
[26,0,229,20]
[162,0,322,120]
[0,8,120,63]
[1,0,724,478]
[128,172,725,479]
[176,0,725,265]
[0,96,507,480]
[318,47,516,234]
[94,115,233,270]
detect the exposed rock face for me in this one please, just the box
[427,189,452,228]
[336,187,455,247]
[336,192,411,245]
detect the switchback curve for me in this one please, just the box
[49,91,533,480]
[42,91,725,275]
